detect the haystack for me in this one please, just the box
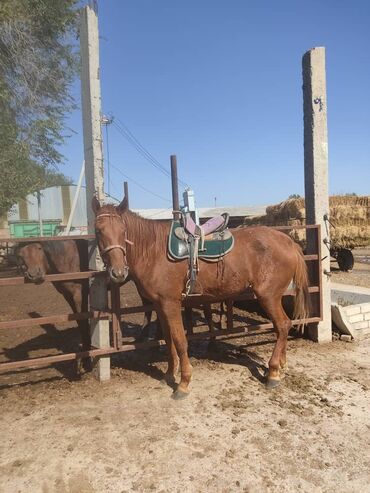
[244,196,370,249]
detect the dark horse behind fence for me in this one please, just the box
[93,196,310,399]
[15,240,91,368]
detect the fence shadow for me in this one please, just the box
[1,311,84,384]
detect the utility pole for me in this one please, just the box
[80,4,110,380]
[302,47,332,342]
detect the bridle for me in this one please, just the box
[95,212,134,262]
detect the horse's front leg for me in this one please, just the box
[157,300,192,399]
[64,281,91,372]
[156,304,179,386]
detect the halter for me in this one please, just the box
[95,212,134,261]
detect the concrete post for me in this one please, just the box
[80,5,110,379]
[302,47,332,342]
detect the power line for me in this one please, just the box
[112,118,190,189]
[109,161,171,204]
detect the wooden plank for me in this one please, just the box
[0,310,111,331]
[304,254,319,260]
[0,234,95,243]
[0,270,104,287]
[0,347,117,372]
[0,317,322,372]
[270,224,319,231]
[120,304,154,315]
[0,285,321,331]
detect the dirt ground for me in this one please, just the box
[330,248,370,288]
[0,249,369,492]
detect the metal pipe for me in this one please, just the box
[170,155,180,220]
[65,160,85,235]
[37,191,43,236]
[124,181,129,208]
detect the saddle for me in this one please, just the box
[168,213,234,297]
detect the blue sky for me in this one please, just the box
[60,0,370,209]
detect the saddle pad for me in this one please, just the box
[168,221,234,261]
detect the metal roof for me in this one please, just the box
[7,186,266,227]
[134,205,267,220]
[7,186,118,229]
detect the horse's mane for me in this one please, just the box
[123,209,170,264]
[43,240,69,258]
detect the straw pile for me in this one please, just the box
[244,196,370,249]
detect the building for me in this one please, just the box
[0,185,266,238]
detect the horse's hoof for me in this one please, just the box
[171,389,189,400]
[161,376,175,386]
[266,377,280,389]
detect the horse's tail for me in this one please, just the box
[292,245,311,332]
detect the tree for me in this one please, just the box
[0,0,78,215]
[288,194,302,199]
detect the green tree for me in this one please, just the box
[0,0,78,215]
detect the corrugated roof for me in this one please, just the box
[134,205,266,220]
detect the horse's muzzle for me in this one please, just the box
[109,266,129,284]
[25,270,45,284]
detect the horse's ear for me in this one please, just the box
[117,196,128,213]
[91,196,101,214]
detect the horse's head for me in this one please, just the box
[92,196,131,284]
[16,242,49,283]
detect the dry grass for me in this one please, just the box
[244,195,370,249]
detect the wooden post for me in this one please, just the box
[171,155,180,221]
[80,4,111,380]
[302,47,332,342]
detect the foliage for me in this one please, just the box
[288,194,302,199]
[0,0,78,215]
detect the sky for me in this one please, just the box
[60,0,370,210]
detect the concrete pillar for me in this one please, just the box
[80,5,110,379]
[302,47,332,342]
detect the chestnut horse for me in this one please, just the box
[93,196,310,399]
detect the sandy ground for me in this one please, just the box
[0,249,369,492]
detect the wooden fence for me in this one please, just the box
[0,225,322,373]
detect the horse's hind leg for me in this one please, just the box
[203,304,217,350]
[256,294,292,388]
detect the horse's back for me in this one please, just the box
[230,226,301,289]
[233,225,299,256]
[45,240,83,273]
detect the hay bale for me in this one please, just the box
[244,195,370,249]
